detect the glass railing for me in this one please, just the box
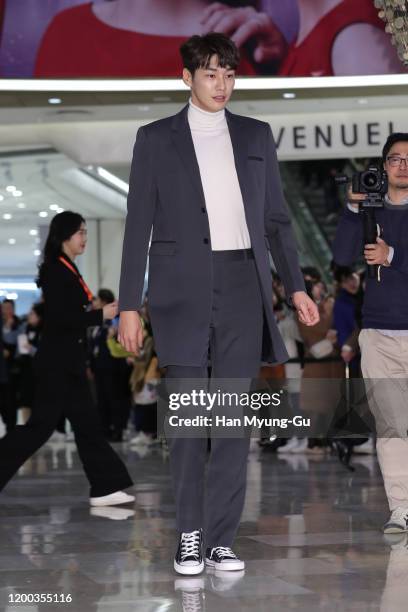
[280,163,333,285]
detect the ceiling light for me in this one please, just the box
[4,74,408,94]
[29,229,38,236]
[12,190,23,197]
[96,166,129,193]
[56,207,64,213]
[283,92,296,99]
[39,211,48,218]
[17,202,26,209]
[6,292,18,300]
[34,249,41,257]
[6,185,16,192]
[0,195,4,201]
[49,204,59,211]
[48,97,62,104]
[8,238,16,245]
[358,98,368,105]
[3,213,12,220]
[0,282,37,290]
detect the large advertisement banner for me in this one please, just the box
[0,0,405,79]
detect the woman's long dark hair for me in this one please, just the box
[37,211,85,288]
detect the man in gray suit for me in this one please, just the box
[118,33,318,575]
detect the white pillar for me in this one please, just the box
[97,219,125,298]
[77,219,99,294]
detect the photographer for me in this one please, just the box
[333,133,408,534]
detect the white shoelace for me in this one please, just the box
[180,531,201,561]
[390,507,408,523]
[211,546,236,559]
[181,591,202,612]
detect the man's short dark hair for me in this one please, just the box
[333,266,355,284]
[180,33,240,76]
[301,266,321,282]
[2,299,15,310]
[382,132,408,162]
[97,288,115,305]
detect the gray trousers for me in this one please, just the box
[165,249,264,547]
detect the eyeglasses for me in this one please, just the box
[386,155,408,167]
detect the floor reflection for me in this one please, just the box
[0,437,403,611]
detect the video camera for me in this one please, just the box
[336,165,387,208]
[335,166,388,280]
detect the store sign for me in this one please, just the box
[269,109,404,160]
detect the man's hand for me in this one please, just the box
[200,3,287,63]
[292,291,320,326]
[364,237,390,265]
[118,311,144,355]
[341,347,355,363]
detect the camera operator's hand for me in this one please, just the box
[364,237,390,266]
[347,186,366,211]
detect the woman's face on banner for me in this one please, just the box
[184,54,235,112]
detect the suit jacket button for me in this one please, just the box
[201,207,206,213]
[203,238,209,244]
[78,339,83,344]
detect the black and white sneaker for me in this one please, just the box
[175,578,205,612]
[383,507,408,534]
[174,529,204,575]
[205,546,245,571]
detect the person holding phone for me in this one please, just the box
[0,211,134,506]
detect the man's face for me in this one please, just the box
[342,273,360,295]
[183,54,235,113]
[311,281,326,302]
[2,302,14,321]
[384,142,408,190]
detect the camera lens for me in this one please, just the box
[361,170,379,191]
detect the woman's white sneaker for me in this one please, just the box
[205,547,245,571]
[90,490,135,507]
[383,507,408,533]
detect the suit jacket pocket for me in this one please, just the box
[149,241,177,256]
[248,155,264,161]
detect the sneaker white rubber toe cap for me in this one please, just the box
[90,491,135,507]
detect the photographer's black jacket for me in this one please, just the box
[333,203,408,330]
[35,255,103,373]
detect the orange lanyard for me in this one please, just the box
[58,256,93,302]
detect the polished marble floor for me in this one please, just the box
[0,437,405,612]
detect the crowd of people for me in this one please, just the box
[263,262,373,461]
[0,291,162,448]
[0,259,372,463]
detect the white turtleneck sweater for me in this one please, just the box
[187,98,251,251]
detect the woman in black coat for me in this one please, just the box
[0,212,134,505]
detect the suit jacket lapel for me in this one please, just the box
[171,105,206,208]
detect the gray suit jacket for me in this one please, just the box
[119,104,305,367]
